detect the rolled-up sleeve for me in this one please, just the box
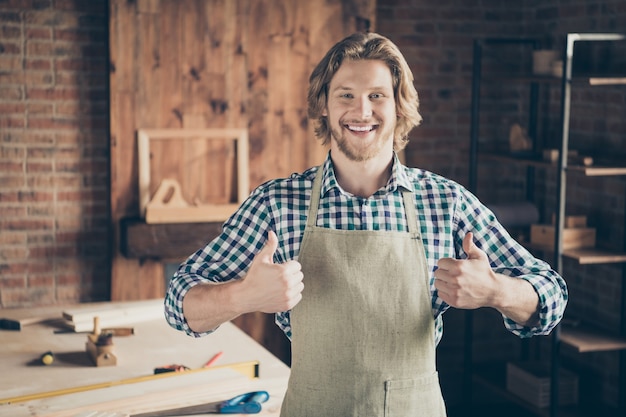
[456,190,568,337]
[164,187,273,337]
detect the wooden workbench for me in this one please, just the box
[0,303,290,417]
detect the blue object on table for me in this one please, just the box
[218,391,270,414]
[129,391,270,416]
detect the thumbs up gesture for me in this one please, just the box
[434,232,499,309]
[239,231,304,314]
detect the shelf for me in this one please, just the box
[482,74,626,86]
[480,153,626,176]
[522,242,626,265]
[472,362,619,417]
[560,326,626,353]
[567,165,626,176]
[471,33,626,417]
[120,217,223,259]
[562,248,626,265]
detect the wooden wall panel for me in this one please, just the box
[109,0,376,361]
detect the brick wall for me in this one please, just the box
[0,0,110,307]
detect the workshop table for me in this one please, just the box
[0,302,290,417]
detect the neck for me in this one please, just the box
[330,151,394,198]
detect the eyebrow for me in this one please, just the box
[331,85,390,93]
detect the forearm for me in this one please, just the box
[182,280,248,333]
[491,273,540,327]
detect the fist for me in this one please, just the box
[434,232,497,309]
[241,231,304,313]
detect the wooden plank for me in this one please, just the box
[157,0,183,129]
[267,34,291,177]
[120,218,223,260]
[561,326,626,353]
[136,3,161,127]
[246,0,271,188]
[0,305,66,330]
[62,299,163,332]
[563,248,626,265]
[109,0,164,301]
[289,1,316,172]
[588,77,626,85]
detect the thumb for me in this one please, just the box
[462,232,484,260]
[257,231,278,264]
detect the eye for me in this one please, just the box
[370,93,383,99]
[340,93,353,99]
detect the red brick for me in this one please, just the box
[0,72,25,86]
[26,27,52,40]
[0,117,25,128]
[0,103,26,114]
[0,247,27,262]
[0,206,27,217]
[0,41,22,54]
[1,287,56,307]
[0,230,26,245]
[25,58,52,70]
[1,219,55,233]
[27,102,54,114]
[0,276,27,288]
[26,86,79,100]
[56,273,81,286]
[27,275,55,287]
[25,71,54,85]
[0,86,24,100]
[28,116,80,129]
[26,160,53,173]
[25,10,78,26]
[1,25,21,38]
[0,175,26,188]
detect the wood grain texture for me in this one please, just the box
[109,0,376,362]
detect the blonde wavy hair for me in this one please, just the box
[307,32,422,151]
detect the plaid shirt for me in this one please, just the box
[165,152,567,345]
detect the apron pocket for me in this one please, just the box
[384,373,446,417]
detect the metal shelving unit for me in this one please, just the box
[468,33,626,417]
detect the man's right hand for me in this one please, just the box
[240,231,304,314]
[182,231,304,333]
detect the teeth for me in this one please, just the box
[347,125,373,132]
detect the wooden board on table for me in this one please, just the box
[0,305,65,331]
[62,299,163,332]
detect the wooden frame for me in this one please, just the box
[137,128,249,224]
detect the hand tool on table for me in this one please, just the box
[130,391,270,416]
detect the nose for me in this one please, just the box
[357,96,372,119]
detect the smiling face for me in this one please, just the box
[323,59,397,162]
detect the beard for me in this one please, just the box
[330,120,394,162]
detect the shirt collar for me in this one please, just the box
[320,151,413,197]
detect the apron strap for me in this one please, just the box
[402,189,419,235]
[306,166,324,228]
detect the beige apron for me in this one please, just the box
[280,169,447,417]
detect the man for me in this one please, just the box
[165,32,567,417]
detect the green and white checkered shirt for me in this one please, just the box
[165,152,567,345]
